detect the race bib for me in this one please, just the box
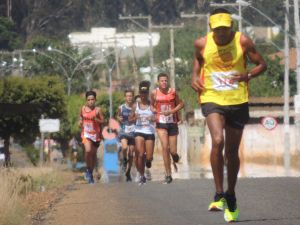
[137,116,150,126]
[159,104,174,123]
[84,132,97,142]
[84,122,97,141]
[124,124,135,133]
[84,122,93,132]
[211,71,238,91]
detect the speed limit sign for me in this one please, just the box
[261,116,278,130]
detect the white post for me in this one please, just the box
[293,0,300,94]
[293,0,300,154]
[170,28,176,88]
[238,2,242,32]
[40,114,44,165]
[114,37,120,80]
[148,16,155,84]
[284,0,290,176]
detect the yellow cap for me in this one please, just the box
[209,13,232,29]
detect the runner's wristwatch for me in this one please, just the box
[247,72,253,81]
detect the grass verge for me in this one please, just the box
[0,166,72,225]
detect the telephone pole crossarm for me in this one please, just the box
[180,12,209,32]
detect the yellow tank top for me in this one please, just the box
[200,32,248,105]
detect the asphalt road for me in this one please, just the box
[44,176,300,225]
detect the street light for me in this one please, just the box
[0,49,68,79]
[47,46,88,77]
[47,46,102,94]
[102,52,116,119]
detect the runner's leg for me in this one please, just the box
[145,138,154,166]
[168,135,178,159]
[206,113,226,194]
[121,138,129,170]
[157,129,171,176]
[135,136,146,177]
[224,125,243,194]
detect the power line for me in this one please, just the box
[119,15,155,83]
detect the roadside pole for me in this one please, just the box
[39,114,45,165]
[39,117,60,166]
[284,0,290,176]
[152,24,184,88]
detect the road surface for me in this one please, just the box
[44,176,300,225]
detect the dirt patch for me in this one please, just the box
[25,185,70,225]
[24,171,76,225]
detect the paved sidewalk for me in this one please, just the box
[45,177,300,225]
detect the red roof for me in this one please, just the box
[269,48,296,70]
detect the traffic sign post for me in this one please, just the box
[39,117,60,165]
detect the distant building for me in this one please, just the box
[68,27,160,58]
[245,26,280,42]
[269,48,297,70]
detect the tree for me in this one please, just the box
[0,17,22,50]
[0,76,66,166]
[97,91,124,121]
[249,56,297,97]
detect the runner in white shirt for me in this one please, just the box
[130,81,155,186]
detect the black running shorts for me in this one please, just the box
[201,102,249,129]
[134,132,155,141]
[119,133,135,145]
[156,123,179,136]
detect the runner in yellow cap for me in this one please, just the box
[191,8,267,222]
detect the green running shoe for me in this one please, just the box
[208,193,226,211]
[224,192,239,222]
[224,207,239,222]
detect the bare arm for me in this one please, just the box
[95,107,104,124]
[191,37,206,93]
[232,34,267,82]
[150,90,157,114]
[128,103,137,122]
[78,106,83,128]
[116,106,123,122]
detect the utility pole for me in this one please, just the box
[293,0,300,155]
[131,35,139,93]
[7,0,12,20]
[294,0,300,94]
[40,114,45,166]
[210,0,250,32]
[180,12,210,33]
[152,24,184,88]
[114,36,120,80]
[284,0,290,176]
[119,15,155,83]
[105,36,129,80]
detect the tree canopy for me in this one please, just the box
[0,76,66,144]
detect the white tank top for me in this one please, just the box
[135,103,155,134]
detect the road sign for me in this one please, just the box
[261,116,278,130]
[39,119,60,133]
